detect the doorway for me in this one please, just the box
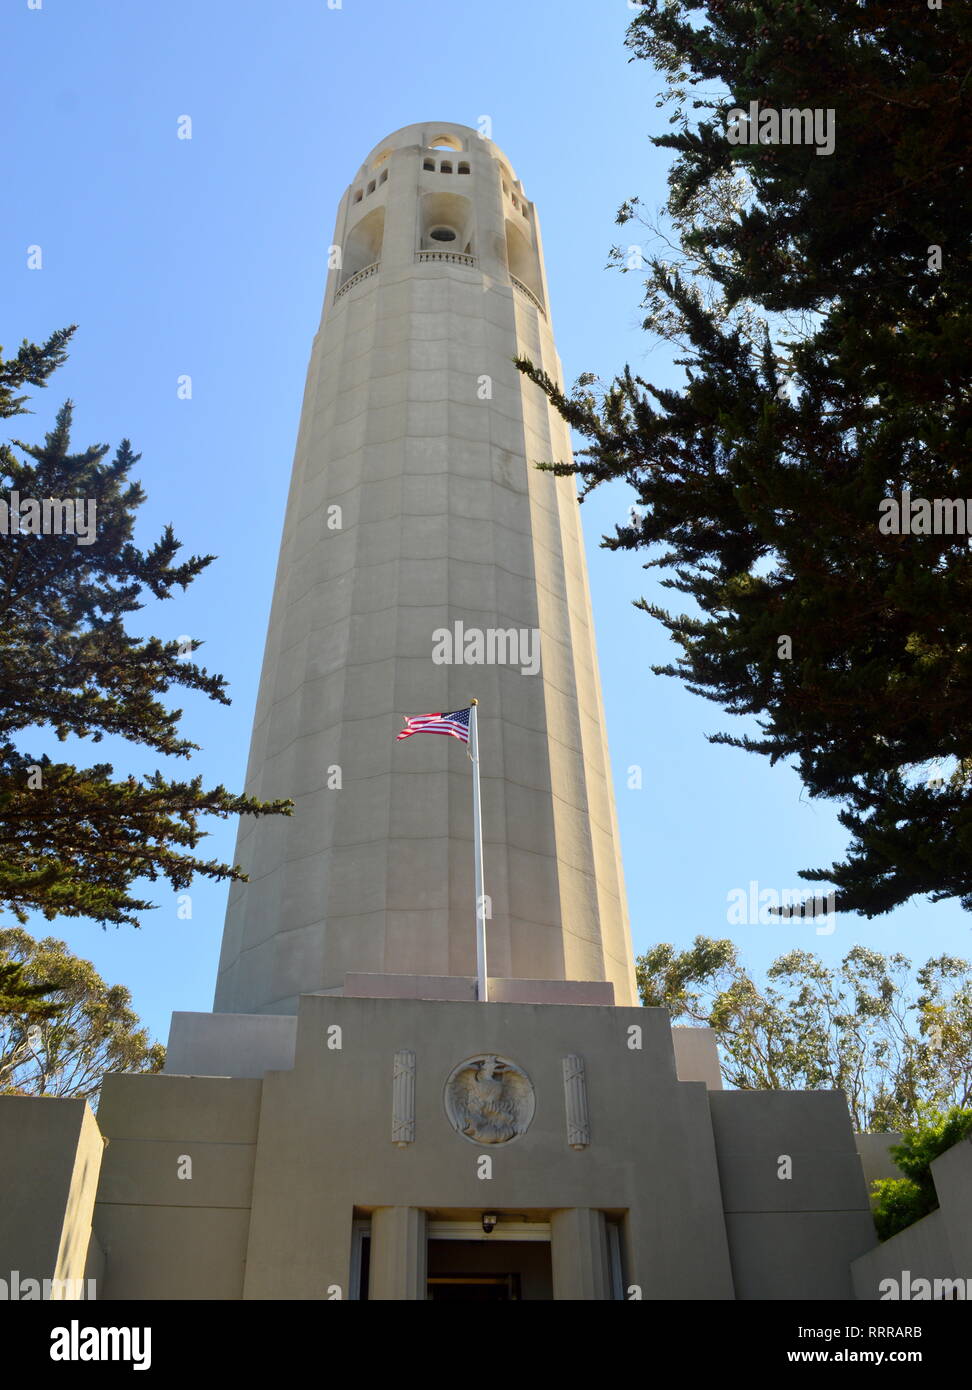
[426,1236,552,1301]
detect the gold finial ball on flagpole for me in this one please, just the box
[470,698,478,706]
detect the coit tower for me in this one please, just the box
[214,122,637,1015]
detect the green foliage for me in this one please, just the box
[0,330,291,926]
[0,952,63,1023]
[516,2,972,917]
[636,936,736,1014]
[871,1105,972,1240]
[0,328,74,421]
[638,937,972,1130]
[0,926,164,1100]
[888,1104,972,1190]
[869,1178,928,1243]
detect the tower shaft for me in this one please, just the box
[214,122,637,1014]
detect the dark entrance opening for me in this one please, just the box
[426,1239,552,1301]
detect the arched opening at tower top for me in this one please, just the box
[419,192,473,255]
[342,206,385,282]
[505,219,543,300]
[428,133,463,151]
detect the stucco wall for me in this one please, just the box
[0,1096,102,1296]
[93,1075,262,1300]
[708,1090,877,1299]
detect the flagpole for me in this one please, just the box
[469,699,488,1002]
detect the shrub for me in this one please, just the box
[871,1105,972,1240]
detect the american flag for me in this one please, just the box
[396,707,471,743]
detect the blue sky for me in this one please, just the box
[3,0,966,1044]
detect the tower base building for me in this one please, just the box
[95,990,881,1301]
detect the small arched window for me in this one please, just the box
[354,189,363,203]
[423,159,435,171]
[367,180,376,195]
[440,161,453,174]
[379,169,388,184]
[458,162,470,175]
[511,195,520,211]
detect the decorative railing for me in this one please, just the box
[510,275,546,316]
[415,250,478,266]
[334,261,380,301]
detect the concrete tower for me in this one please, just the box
[214,122,637,1013]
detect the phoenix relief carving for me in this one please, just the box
[444,1054,535,1145]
